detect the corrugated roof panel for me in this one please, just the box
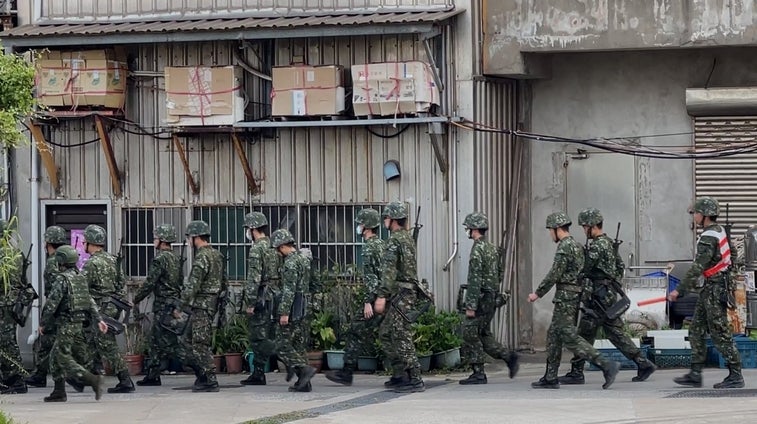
[1,9,463,38]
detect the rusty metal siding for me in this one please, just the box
[41,0,454,21]
[473,77,519,347]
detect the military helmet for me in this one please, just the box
[355,208,381,229]
[83,224,107,245]
[693,196,720,217]
[545,212,572,229]
[382,201,408,220]
[577,208,603,227]
[44,226,68,244]
[463,212,489,230]
[185,220,211,237]
[55,245,79,266]
[154,224,177,243]
[271,229,295,248]
[244,212,268,229]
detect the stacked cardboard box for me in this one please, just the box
[271,65,346,116]
[351,61,439,117]
[35,49,128,109]
[164,66,245,126]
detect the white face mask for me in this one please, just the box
[355,225,364,236]
[245,229,253,241]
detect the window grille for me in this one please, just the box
[192,206,249,282]
[121,207,187,279]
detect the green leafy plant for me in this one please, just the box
[310,311,337,351]
[224,315,250,353]
[0,47,36,149]
[0,216,23,295]
[124,321,147,355]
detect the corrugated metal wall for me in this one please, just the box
[41,0,454,20]
[35,35,453,297]
[694,117,757,236]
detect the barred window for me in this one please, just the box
[192,206,248,282]
[121,207,188,278]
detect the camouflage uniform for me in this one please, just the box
[0,220,31,394]
[182,220,224,392]
[26,226,70,388]
[81,225,134,393]
[561,208,656,384]
[240,212,280,386]
[270,228,316,392]
[458,212,519,385]
[41,245,103,402]
[326,209,385,386]
[377,201,425,393]
[531,212,619,390]
[134,224,184,385]
[674,197,744,389]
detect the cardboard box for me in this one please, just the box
[165,66,242,118]
[165,94,245,127]
[350,61,440,117]
[35,49,127,109]
[271,65,345,116]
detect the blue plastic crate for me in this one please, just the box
[587,346,650,371]
[649,348,691,368]
[715,336,757,369]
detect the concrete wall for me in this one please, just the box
[527,47,757,345]
[485,0,757,76]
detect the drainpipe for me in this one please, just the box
[29,143,40,342]
[442,134,458,272]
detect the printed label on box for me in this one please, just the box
[292,90,306,116]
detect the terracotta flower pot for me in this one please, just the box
[213,355,224,373]
[124,354,144,376]
[224,353,243,374]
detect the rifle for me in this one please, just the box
[411,206,423,244]
[215,241,231,328]
[179,238,187,281]
[722,204,736,309]
[605,223,630,319]
[12,244,39,327]
[114,239,126,295]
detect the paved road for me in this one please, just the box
[2,359,757,424]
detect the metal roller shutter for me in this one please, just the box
[694,117,757,236]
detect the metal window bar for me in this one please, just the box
[121,207,188,280]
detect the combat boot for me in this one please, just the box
[66,377,85,392]
[81,372,104,401]
[43,379,67,402]
[558,367,585,385]
[1,376,27,394]
[504,351,520,379]
[531,377,559,389]
[192,373,219,393]
[107,371,135,393]
[673,370,703,388]
[136,375,162,386]
[459,364,487,385]
[394,368,425,393]
[384,374,409,388]
[325,368,354,386]
[713,366,745,389]
[293,366,316,392]
[285,365,295,382]
[632,359,657,382]
[602,361,621,390]
[25,374,47,388]
[240,368,267,386]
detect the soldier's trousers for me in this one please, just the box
[0,309,23,383]
[144,317,183,377]
[545,293,610,380]
[50,322,95,381]
[183,309,217,383]
[461,309,510,366]
[379,290,421,377]
[272,321,307,370]
[690,283,741,371]
[570,295,647,371]
[344,312,381,370]
[31,330,56,377]
[247,311,275,372]
[89,326,127,374]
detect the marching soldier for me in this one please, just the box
[458,212,519,385]
[528,212,620,390]
[134,224,184,386]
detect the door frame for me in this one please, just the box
[41,199,114,253]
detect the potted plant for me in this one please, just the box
[430,311,463,369]
[309,311,337,372]
[222,316,249,374]
[211,327,227,373]
[124,320,147,376]
[412,310,436,372]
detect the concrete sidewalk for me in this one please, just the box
[2,359,757,424]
